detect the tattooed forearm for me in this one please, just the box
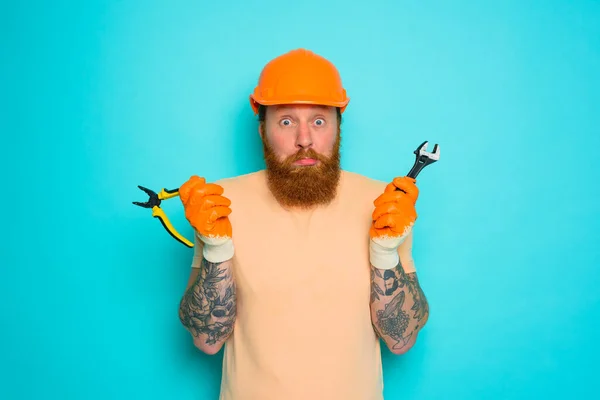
[179,258,236,349]
[370,262,429,353]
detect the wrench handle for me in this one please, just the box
[396,155,436,193]
[407,155,433,179]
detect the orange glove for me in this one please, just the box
[369,176,419,270]
[179,175,234,263]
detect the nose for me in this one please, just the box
[295,121,313,149]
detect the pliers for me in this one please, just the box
[132,185,194,248]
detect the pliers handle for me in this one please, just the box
[133,185,194,248]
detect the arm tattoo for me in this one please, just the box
[179,259,236,346]
[370,262,429,351]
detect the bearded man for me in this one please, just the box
[177,48,430,400]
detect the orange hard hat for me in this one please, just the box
[249,48,350,115]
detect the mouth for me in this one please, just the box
[293,158,318,166]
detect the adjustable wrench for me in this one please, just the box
[396,140,440,192]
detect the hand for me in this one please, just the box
[369,176,419,270]
[179,175,234,263]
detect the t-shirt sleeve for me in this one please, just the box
[190,231,205,269]
[398,230,416,273]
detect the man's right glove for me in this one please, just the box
[179,175,234,263]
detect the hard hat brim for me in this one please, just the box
[250,95,349,115]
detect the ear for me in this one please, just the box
[258,122,265,140]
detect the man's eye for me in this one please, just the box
[281,119,292,126]
[315,118,325,126]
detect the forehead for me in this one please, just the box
[270,104,335,115]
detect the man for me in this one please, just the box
[177,48,429,400]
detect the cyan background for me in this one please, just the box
[2,0,599,399]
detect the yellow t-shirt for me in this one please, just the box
[191,169,416,400]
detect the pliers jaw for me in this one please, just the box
[132,184,194,248]
[132,185,161,209]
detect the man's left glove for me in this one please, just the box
[369,176,419,270]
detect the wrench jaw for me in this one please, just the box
[416,141,440,162]
[406,141,440,179]
[414,141,428,158]
[395,140,440,192]
[426,143,440,161]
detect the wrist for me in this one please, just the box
[369,237,404,270]
[198,234,234,263]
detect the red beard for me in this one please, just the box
[262,133,342,209]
